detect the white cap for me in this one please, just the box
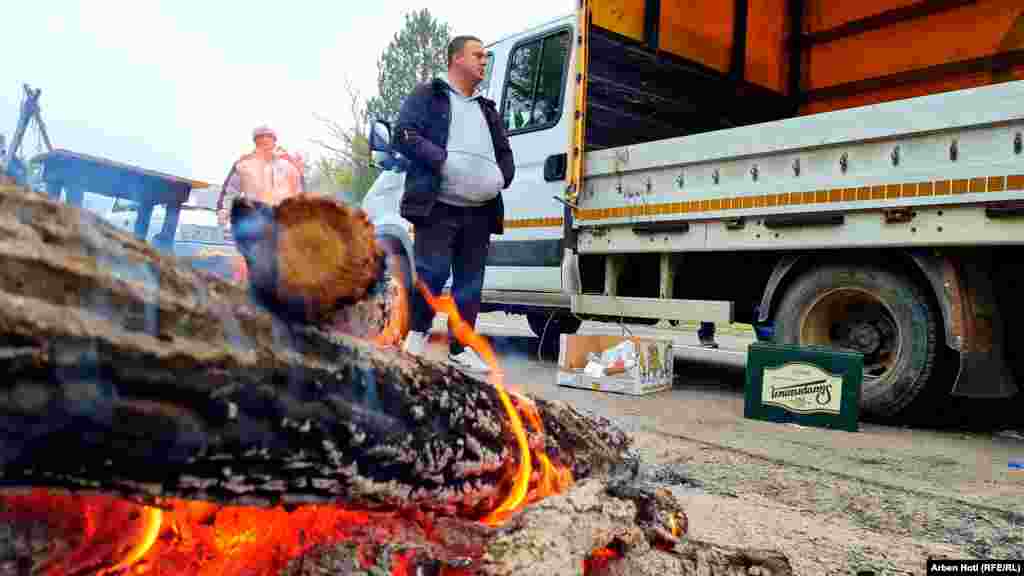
[252,125,276,140]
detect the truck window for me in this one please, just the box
[501,29,571,134]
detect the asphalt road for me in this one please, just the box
[422,312,1024,512]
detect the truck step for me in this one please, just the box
[672,342,747,370]
[571,294,733,324]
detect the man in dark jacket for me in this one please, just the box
[393,35,514,374]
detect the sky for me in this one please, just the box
[3,0,574,188]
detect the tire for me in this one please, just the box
[773,265,939,418]
[527,311,583,341]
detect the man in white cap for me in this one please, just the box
[217,125,305,232]
[216,125,306,283]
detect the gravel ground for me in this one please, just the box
[626,429,1022,575]
[441,313,1024,575]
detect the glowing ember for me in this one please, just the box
[0,489,431,576]
[0,491,163,576]
[389,549,417,575]
[582,545,623,575]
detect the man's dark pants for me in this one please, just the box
[410,202,491,355]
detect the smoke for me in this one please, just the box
[191,276,253,351]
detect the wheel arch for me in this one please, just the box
[757,250,954,350]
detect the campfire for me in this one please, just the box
[0,251,571,575]
[0,187,793,576]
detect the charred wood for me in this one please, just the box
[0,186,629,516]
[229,196,385,325]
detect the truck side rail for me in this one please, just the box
[575,81,1024,243]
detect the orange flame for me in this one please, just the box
[414,280,573,525]
[372,252,411,347]
[99,506,162,575]
[414,280,532,525]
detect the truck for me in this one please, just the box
[365,0,1024,419]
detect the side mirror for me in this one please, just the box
[368,120,392,153]
[543,153,567,182]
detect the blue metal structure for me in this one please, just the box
[3,84,52,186]
[33,149,210,252]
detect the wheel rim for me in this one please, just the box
[798,288,902,384]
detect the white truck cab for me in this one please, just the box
[363,14,582,339]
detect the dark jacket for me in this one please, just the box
[394,78,514,235]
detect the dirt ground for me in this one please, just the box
[426,313,1024,575]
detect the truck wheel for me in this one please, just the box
[527,312,582,341]
[773,265,938,418]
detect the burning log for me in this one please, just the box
[0,471,794,576]
[0,185,627,515]
[228,196,385,325]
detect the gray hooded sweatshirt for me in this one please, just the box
[436,74,505,207]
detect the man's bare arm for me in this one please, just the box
[217,165,241,234]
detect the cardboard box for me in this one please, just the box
[557,334,674,396]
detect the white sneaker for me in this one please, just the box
[402,331,428,357]
[448,348,491,374]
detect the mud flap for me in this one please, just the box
[954,353,1017,397]
[944,257,1018,398]
[561,248,581,295]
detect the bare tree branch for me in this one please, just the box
[311,76,378,204]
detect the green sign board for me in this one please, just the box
[744,342,863,432]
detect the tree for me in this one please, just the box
[307,157,351,202]
[365,8,451,124]
[312,9,449,205]
[312,78,379,205]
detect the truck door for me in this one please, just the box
[483,24,575,294]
